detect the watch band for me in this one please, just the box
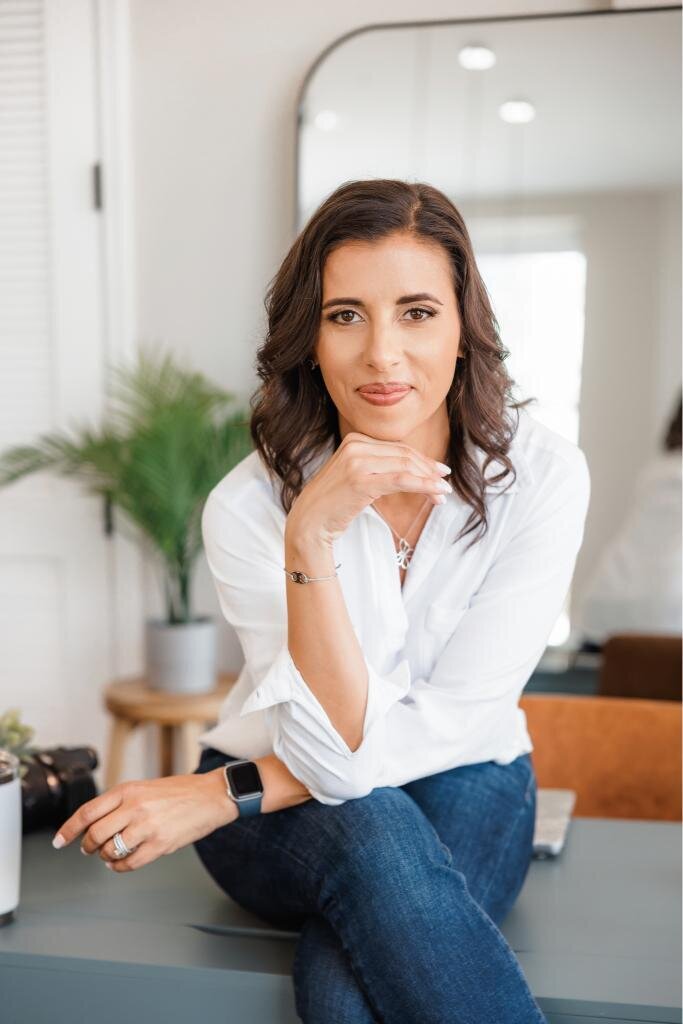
[222,759,264,818]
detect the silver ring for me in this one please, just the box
[113,831,136,859]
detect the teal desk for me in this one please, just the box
[0,818,680,1023]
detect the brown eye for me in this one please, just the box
[328,310,360,324]
[406,307,435,321]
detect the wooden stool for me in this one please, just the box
[103,673,237,787]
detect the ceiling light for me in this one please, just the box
[499,100,536,124]
[458,46,496,71]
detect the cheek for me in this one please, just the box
[426,352,457,388]
[319,343,353,387]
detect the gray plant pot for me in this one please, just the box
[145,616,217,694]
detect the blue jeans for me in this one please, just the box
[192,746,546,1024]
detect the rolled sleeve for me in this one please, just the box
[237,641,411,803]
[201,487,411,805]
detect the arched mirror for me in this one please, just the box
[295,7,682,698]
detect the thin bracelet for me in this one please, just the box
[283,562,341,584]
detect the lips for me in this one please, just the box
[358,384,411,395]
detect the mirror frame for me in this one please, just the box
[293,4,681,232]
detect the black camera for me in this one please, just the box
[19,746,100,834]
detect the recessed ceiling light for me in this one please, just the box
[314,110,339,132]
[458,45,496,71]
[499,100,536,124]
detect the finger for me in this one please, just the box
[99,826,145,864]
[344,436,450,479]
[355,454,453,495]
[106,840,158,873]
[343,444,446,485]
[365,453,451,482]
[80,807,140,856]
[370,469,452,501]
[53,787,125,849]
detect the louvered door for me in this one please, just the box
[0,0,122,782]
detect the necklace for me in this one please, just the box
[372,496,432,570]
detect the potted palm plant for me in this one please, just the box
[0,348,253,693]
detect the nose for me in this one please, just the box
[363,318,403,369]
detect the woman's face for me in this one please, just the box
[314,231,461,450]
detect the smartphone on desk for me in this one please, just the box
[532,788,577,858]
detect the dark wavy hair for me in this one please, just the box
[250,179,535,550]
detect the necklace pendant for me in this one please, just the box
[396,538,414,569]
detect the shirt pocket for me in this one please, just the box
[421,601,469,676]
[424,601,469,637]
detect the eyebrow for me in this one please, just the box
[321,292,444,311]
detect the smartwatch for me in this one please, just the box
[222,759,264,817]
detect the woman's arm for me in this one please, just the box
[200,434,452,805]
[283,527,369,754]
[276,435,446,753]
[201,755,312,821]
[254,753,312,812]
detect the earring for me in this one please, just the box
[308,357,317,369]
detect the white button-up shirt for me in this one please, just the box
[198,407,591,805]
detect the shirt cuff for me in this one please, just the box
[238,642,412,759]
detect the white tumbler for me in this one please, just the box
[0,750,21,925]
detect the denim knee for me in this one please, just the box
[320,786,457,895]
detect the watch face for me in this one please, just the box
[229,761,262,798]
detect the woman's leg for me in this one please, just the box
[192,747,377,1023]
[293,915,380,1024]
[401,752,537,927]
[192,747,546,1024]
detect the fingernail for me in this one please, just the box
[52,834,65,849]
[435,462,451,474]
[80,846,89,856]
[105,862,114,870]
[435,479,452,493]
[435,494,447,505]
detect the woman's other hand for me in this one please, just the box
[50,767,237,872]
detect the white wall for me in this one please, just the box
[128,0,677,672]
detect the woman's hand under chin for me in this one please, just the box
[50,767,238,873]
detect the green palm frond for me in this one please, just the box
[0,348,253,623]
[105,348,233,434]
[0,428,125,493]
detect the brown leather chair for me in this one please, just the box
[519,693,682,821]
[597,633,682,701]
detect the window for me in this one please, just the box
[471,216,588,648]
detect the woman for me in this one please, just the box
[52,180,590,1024]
